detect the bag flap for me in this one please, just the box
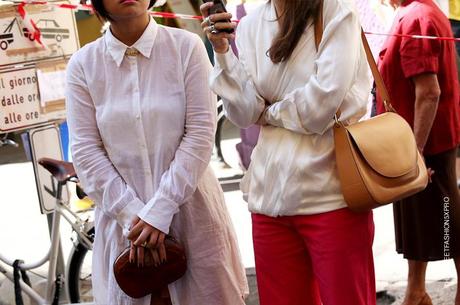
[345,112,418,178]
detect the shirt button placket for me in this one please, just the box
[132,58,152,182]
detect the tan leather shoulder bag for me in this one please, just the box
[314,3,429,212]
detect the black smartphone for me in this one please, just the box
[203,0,234,34]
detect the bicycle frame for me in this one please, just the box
[0,179,94,305]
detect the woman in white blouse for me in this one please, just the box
[65,0,248,304]
[201,0,376,304]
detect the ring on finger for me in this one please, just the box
[141,241,148,248]
[204,16,213,26]
[210,24,218,34]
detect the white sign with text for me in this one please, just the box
[0,65,66,133]
[0,68,41,132]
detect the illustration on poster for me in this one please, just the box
[35,19,70,42]
[0,17,70,51]
[0,18,27,51]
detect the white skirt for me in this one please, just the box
[91,169,249,305]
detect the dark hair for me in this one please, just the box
[92,0,157,21]
[267,0,321,63]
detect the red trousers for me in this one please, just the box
[252,208,376,305]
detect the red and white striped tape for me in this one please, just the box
[152,11,460,42]
[14,1,93,11]
[17,2,45,47]
[150,10,204,21]
[12,1,460,44]
[363,31,460,42]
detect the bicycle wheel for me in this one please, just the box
[67,228,94,303]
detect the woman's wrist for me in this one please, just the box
[213,42,230,54]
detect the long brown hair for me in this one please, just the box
[267,0,321,63]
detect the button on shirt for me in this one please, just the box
[66,18,248,305]
[210,0,372,216]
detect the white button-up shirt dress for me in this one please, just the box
[66,18,248,305]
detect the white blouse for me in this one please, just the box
[210,0,372,216]
[66,18,247,305]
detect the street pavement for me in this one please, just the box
[0,138,458,305]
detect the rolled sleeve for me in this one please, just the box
[401,56,439,78]
[400,17,441,78]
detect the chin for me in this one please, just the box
[110,9,148,21]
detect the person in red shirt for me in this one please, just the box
[377,0,460,304]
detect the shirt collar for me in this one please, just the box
[105,17,158,67]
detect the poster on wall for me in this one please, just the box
[0,1,79,68]
[36,59,66,114]
[0,59,67,133]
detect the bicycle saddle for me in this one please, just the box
[38,158,77,183]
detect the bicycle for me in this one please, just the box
[0,113,246,304]
[0,155,95,304]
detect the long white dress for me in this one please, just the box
[66,18,248,305]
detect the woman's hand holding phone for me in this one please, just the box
[200,1,237,54]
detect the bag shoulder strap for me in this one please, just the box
[314,1,393,112]
[359,31,392,107]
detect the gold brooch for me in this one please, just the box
[125,48,140,57]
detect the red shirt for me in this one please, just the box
[376,0,460,155]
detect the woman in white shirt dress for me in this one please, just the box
[65,0,248,304]
[201,0,376,304]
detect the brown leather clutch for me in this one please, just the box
[113,236,187,299]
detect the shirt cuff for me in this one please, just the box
[214,48,239,71]
[117,197,145,237]
[402,56,439,78]
[137,194,179,234]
